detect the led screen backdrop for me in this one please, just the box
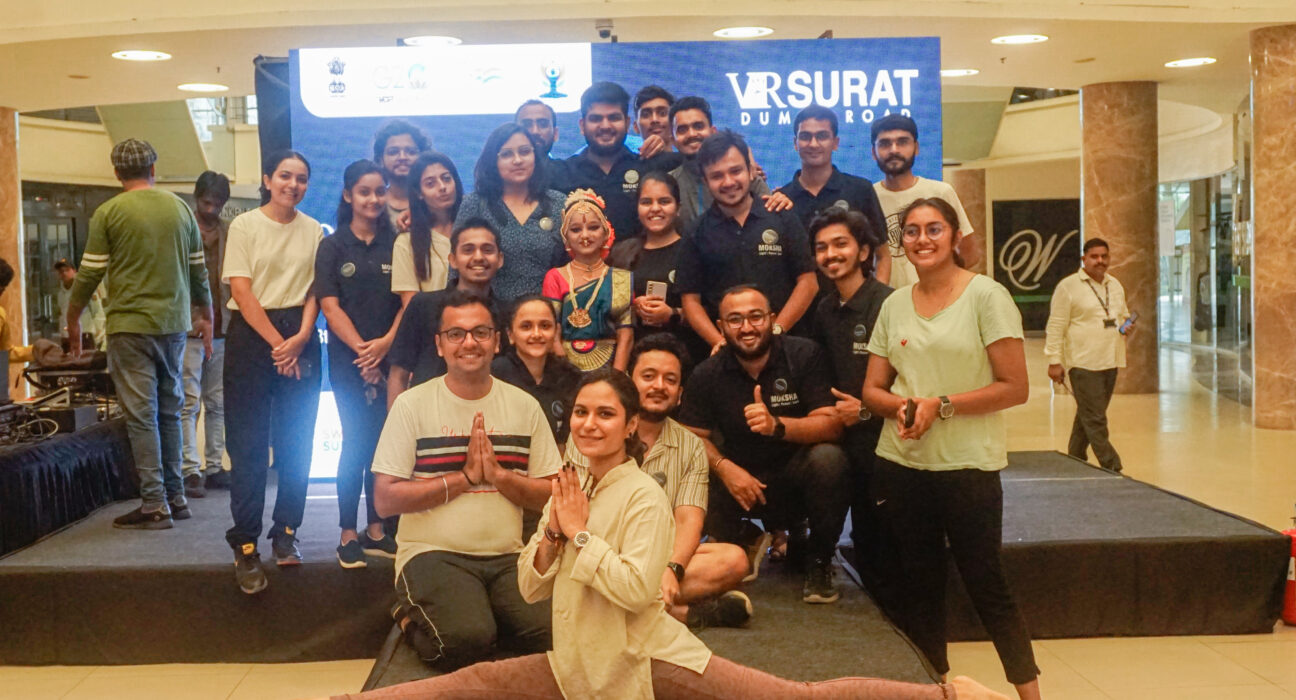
[288,37,941,477]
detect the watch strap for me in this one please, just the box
[667,562,685,582]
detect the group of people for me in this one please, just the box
[57,74,1151,699]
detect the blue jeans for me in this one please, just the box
[106,332,186,511]
[181,336,225,478]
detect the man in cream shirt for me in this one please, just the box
[1045,238,1132,473]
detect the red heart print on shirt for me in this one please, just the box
[900,339,908,347]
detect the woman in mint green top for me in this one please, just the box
[861,198,1040,700]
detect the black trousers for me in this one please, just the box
[704,443,850,564]
[842,422,900,607]
[330,350,387,532]
[396,551,552,672]
[224,310,321,549]
[1068,367,1122,472]
[872,458,1038,685]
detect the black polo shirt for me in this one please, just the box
[491,352,581,443]
[388,287,503,387]
[814,278,893,397]
[562,146,680,240]
[675,197,816,320]
[313,225,401,372]
[782,167,886,237]
[678,336,834,477]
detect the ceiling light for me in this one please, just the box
[178,83,229,93]
[991,34,1049,45]
[714,26,774,39]
[1165,57,1216,68]
[941,69,980,77]
[112,50,171,62]
[401,35,462,47]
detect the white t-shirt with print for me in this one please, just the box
[372,376,562,576]
[873,177,974,290]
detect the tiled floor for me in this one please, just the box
[3,339,1293,699]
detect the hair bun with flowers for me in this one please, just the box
[562,188,616,255]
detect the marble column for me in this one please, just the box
[1080,81,1158,394]
[950,168,987,275]
[0,108,24,397]
[1250,24,1296,430]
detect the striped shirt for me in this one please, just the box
[372,376,563,577]
[566,417,708,512]
[71,188,211,335]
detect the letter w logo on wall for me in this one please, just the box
[998,228,1080,291]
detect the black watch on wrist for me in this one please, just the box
[771,416,786,440]
[666,562,685,583]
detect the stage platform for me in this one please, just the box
[0,452,1289,667]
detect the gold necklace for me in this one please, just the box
[569,258,605,274]
[562,263,607,329]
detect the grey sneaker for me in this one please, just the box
[802,558,840,604]
[234,543,268,595]
[271,527,302,566]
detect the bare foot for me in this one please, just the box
[950,676,1011,700]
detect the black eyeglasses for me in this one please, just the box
[439,326,496,344]
[722,311,769,329]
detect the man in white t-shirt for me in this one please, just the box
[372,290,558,670]
[1044,238,1132,472]
[870,115,973,290]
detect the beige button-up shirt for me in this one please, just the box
[517,460,712,700]
[1044,269,1130,371]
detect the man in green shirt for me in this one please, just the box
[67,138,213,531]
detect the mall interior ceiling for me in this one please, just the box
[1,1,1294,115]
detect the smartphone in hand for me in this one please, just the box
[1119,311,1139,335]
[903,398,916,428]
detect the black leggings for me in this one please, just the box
[224,309,321,549]
[330,351,387,532]
[872,458,1038,685]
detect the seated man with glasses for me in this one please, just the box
[678,284,850,605]
[372,289,559,670]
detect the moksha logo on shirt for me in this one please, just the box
[726,69,920,127]
[757,229,783,256]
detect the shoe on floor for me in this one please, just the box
[234,543,268,595]
[687,590,754,629]
[184,473,206,498]
[169,499,192,521]
[802,558,840,604]
[742,531,773,583]
[112,506,173,530]
[337,539,367,569]
[271,527,302,566]
[360,531,397,558]
[205,470,231,490]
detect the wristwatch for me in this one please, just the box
[858,404,872,422]
[573,531,592,549]
[544,527,566,544]
[771,416,786,440]
[938,395,954,420]
[772,323,784,335]
[666,562,686,583]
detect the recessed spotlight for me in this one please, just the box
[991,34,1049,45]
[178,83,229,93]
[941,69,980,77]
[112,50,172,62]
[714,26,774,39]
[1165,57,1216,68]
[401,35,462,47]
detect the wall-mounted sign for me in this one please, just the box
[992,199,1081,330]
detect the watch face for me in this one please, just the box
[574,531,591,547]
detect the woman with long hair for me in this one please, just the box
[861,197,1040,700]
[392,151,462,304]
[491,295,581,444]
[222,149,323,595]
[456,123,567,300]
[326,369,1003,700]
[542,189,633,373]
[314,159,404,568]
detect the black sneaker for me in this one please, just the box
[687,590,754,629]
[360,531,397,559]
[184,473,206,499]
[337,539,367,569]
[234,543,268,595]
[205,470,231,489]
[112,506,173,530]
[169,498,192,521]
[803,558,840,604]
[271,527,302,566]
